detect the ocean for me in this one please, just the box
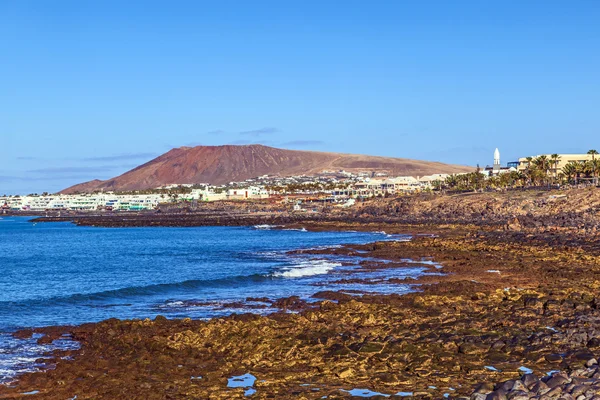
[0,216,428,382]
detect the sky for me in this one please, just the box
[2,0,599,194]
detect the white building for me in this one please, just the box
[0,193,163,211]
[350,177,422,196]
[226,186,269,200]
[418,174,452,186]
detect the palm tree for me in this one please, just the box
[591,159,600,186]
[524,156,534,185]
[525,156,533,168]
[534,155,550,171]
[514,170,527,187]
[444,174,460,189]
[499,171,514,188]
[563,161,582,184]
[588,150,599,184]
[550,154,561,183]
[582,161,595,183]
[532,155,551,185]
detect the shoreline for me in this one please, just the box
[0,224,422,389]
[2,221,600,398]
[3,188,600,398]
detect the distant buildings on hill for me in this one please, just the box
[516,153,598,175]
[2,149,597,212]
[479,148,598,174]
[477,148,599,183]
[0,172,457,212]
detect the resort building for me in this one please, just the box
[418,174,452,186]
[347,176,427,197]
[0,194,163,212]
[517,153,598,175]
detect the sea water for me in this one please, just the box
[0,216,429,381]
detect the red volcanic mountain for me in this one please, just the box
[62,145,472,193]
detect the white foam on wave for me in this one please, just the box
[0,333,79,384]
[258,250,286,259]
[163,301,185,308]
[273,259,341,278]
[253,224,280,230]
[303,244,343,251]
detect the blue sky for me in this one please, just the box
[2,0,599,194]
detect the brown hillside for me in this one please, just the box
[62,145,472,193]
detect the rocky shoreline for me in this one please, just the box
[1,227,600,398]
[3,189,600,399]
[28,187,600,233]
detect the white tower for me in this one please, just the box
[493,148,501,171]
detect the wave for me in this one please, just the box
[253,224,308,232]
[273,259,341,278]
[302,244,343,251]
[1,258,344,307]
[373,232,413,241]
[0,274,273,307]
[252,224,280,230]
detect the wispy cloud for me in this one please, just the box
[280,140,324,148]
[0,174,106,182]
[5,163,138,184]
[27,163,137,175]
[239,127,280,137]
[14,153,156,163]
[27,166,117,174]
[81,152,157,162]
[228,139,272,145]
[30,175,108,182]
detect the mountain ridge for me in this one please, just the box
[61,144,473,193]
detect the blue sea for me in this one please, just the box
[0,216,430,382]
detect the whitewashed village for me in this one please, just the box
[0,173,444,212]
[2,149,599,212]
